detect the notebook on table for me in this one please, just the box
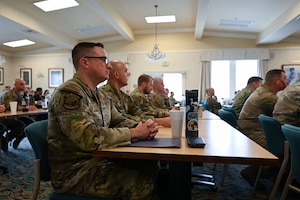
[130,138,181,148]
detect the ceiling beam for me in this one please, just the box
[87,0,135,42]
[195,0,211,40]
[0,1,76,51]
[257,1,300,44]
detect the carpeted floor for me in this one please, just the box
[0,138,299,200]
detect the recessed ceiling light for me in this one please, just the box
[34,0,79,12]
[4,39,35,48]
[145,15,176,23]
[218,19,253,27]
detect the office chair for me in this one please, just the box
[0,122,8,174]
[218,109,237,128]
[24,120,120,200]
[13,116,36,149]
[222,106,238,120]
[214,108,239,186]
[256,114,289,199]
[281,124,300,200]
[0,118,26,149]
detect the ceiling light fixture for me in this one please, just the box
[34,0,79,12]
[145,15,176,23]
[4,39,35,48]
[146,5,166,62]
[218,19,253,27]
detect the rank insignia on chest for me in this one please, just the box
[63,93,81,110]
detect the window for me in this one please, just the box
[211,60,259,100]
[149,72,183,102]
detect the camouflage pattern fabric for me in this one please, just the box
[3,89,24,111]
[273,80,300,126]
[130,88,168,118]
[232,87,253,117]
[238,84,278,148]
[100,82,154,122]
[47,74,158,199]
[205,96,221,115]
[3,89,34,111]
[150,92,171,110]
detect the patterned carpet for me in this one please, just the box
[0,138,299,200]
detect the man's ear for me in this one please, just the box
[114,71,120,79]
[79,58,89,69]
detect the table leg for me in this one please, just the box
[168,161,191,200]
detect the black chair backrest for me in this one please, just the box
[24,120,50,181]
[258,114,286,159]
[218,109,237,128]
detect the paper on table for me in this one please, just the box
[130,138,181,148]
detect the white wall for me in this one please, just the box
[1,34,300,94]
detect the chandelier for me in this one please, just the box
[0,55,5,65]
[146,5,166,62]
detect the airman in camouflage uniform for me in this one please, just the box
[232,76,262,117]
[150,77,171,110]
[273,80,300,126]
[47,42,160,200]
[101,61,171,127]
[3,78,35,111]
[131,74,169,118]
[204,88,221,115]
[238,70,288,148]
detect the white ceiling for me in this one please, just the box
[1,0,300,55]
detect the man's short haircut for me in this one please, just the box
[138,74,152,86]
[265,69,285,84]
[71,42,104,70]
[36,87,43,92]
[247,76,263,85]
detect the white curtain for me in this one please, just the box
[258,60,268,80]
[199,61,211,100]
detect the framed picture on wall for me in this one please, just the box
[282,64,300,85]
[20,68,32,88]
[0,68,3,85]
[49,68,64,88]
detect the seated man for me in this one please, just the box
[131,74,170,118]
[2,78,37,149]
[238,69,288,148]
[150,77,172,110]
[47,42,162,199]
[205,87,221,115]
[273,79,300,126]
[3,78,36,112]
[101,60,171,127]
[238,69,288,188]
[232,76,262,117]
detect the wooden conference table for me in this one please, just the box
[93,111,278,199]
[0,109,48,118]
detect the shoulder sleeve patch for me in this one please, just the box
[63,93,82,110]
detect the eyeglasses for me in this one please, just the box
[84,56,109,64]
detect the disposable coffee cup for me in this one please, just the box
[9,101,17,113]
[170,110,185,138]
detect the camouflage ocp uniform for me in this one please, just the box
[238,84,278,148]
[232,86,253,117]
[47,74,159,199]
[130,88,168,118]
[150,91,171,110]
[100,82,154,122]
[3,89,24,111]
[273,80,300,126]
[205,96,221,115]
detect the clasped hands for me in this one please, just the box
[130,119,159,140]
